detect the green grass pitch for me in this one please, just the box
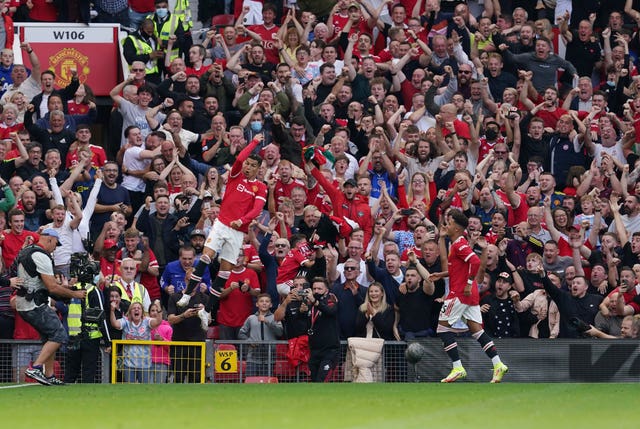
[0,383,635,428]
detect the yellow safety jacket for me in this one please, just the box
[125,34,160,75]
[115,280,146,306]
[68,283,102,340]
[147,13,181,61]
[173,0,192,31]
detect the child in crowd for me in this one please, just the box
[238,294,283,377]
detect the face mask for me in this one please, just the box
[93,274,101,285]
[606,81,616,87]
[156,8,168,18]
[250,121,263,132]
[485,129,499,140]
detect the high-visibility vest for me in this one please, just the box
[115,280,146,306]
[68,283,102,340]
[125,35,159,75]
[172,0,192,31]
[147,13,180,61]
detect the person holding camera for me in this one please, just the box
[15,229,86,386]
[64,253,110,384]
[305,277,340,383]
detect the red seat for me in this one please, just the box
[211,14,235,29]
[206,326,219,340]
[245,376,278,383]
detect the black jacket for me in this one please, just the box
[29,77,80,121]
[135,209,181,266]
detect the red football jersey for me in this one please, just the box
[274,178,306,207]
[247,24,280,65]
[276,244,313,285]
[66,144,107,169]
[217,138,268,232]
[217,267,260,327]
[447,235,481,305]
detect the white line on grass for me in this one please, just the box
[0,383,39,390]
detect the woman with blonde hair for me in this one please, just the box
[355,282,398,340]
[397,172,434,216]
[110,300,162,383]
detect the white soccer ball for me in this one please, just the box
[405,342,425,364]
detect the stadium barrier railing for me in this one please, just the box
[110,340,207,384]
[211,340,409,383]
[3,338,639,383]
[0,339,109,384]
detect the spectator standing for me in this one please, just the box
[217,251,260,339]
[109,301,162,383]
[238,294,283,377]
[167,273,209,383]
[91,162,131,239]
[305,277,340,382]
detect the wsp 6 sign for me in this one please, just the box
[215,349,238,373]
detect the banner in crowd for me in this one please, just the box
[15,23,123,96]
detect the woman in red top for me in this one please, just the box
[67,84,95,116]
[398,172,435,214]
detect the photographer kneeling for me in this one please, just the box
[14,229,86,386]
[65,252,110,384]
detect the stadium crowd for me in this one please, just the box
[2,0,640,384]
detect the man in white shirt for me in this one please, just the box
[121,126,162,213]
[42,198,82,279]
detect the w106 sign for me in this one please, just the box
[16,24,121,96]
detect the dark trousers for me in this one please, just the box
[309,348,339,382]
[64,337,101,383]
[0,315,14,382]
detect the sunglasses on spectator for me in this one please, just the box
[458,70,472,74]
[131,68,145,72]
[275,243,288,248]
[344,266,358,271]
[494,150,508,154]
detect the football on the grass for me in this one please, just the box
[405,342,425,364]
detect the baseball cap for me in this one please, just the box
[41,228,62,246]
[497,271,513,283]
[348,2,360,9]
[103,239,119,250]
[191,229,206,238]
[343,178,357,188]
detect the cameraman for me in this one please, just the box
[15,229,86,386]
[65,252,110,384]
[274,276,312,339]
[305,277,340,382]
